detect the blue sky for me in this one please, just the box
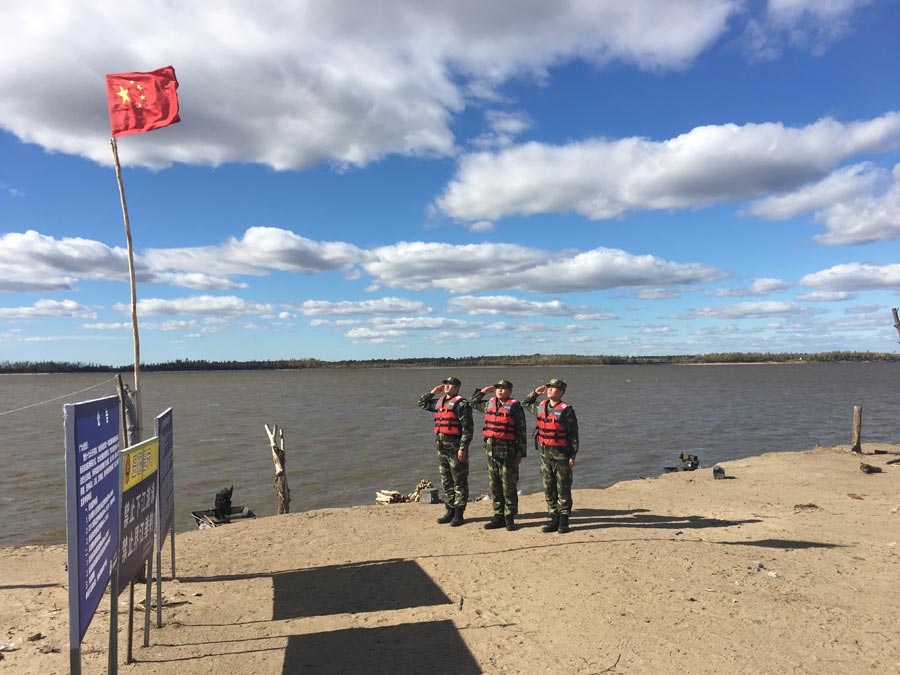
[1,0,900,364]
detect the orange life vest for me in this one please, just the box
[434,395,464,436]
[536,399,569,447]
[482,397,519,441]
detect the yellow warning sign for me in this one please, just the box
[121,437,158,492]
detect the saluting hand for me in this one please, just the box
[431,384,444,395]
[535,385,548,395]
[480,385,495,394]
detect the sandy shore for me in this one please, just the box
[2,444,898,674]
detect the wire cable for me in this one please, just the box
[0,376,116,417]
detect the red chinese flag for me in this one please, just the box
[105,65,180,137]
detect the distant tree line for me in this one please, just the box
[1,351,899,374]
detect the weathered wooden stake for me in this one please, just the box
[892,308,900,341]
[116,374,138,446]
[851,405,862,453]
[264,424,291,514]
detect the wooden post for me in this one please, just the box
[111,138,143,443]
[116,374,138,447]
[851,405,862,453]
[116,374,146,585]
[892,308,900,341]
[264,424,291,514]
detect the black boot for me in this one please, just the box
[541,515,559,533]
[450,507,465,527]
[436,505,454,524]
[557,514,570,534]
[505,515,517,531]
[483,514,504,530]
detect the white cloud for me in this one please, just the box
[0,183,23,197]
[693,324,748,336]
[680,301,816,319]
[154,273,249,291]
[844,302,881,315]
[81,322,131,330]
[447,295,578,316]
[800,262,900,291]
[347,327,408,340]
[371,317,474,331]
[708,277,790,297]
[147,320,201,332]
[365,242,725,293]
[813,165,900,245]
[636,288,681,300]
[144,227,365,277]
[471,110,533,149]
[742,0,874,60]
[313,312,605,344]
[0,1,739,170]
[747,163,900,246]
[363,241,549,292]
[338,316,481,343]
[637,324,673,334]
[744,162,881,220]
[0,227,368,294]
[574,312,617,321]
[435,113,900,223]
[467,220,496,233]
[0,299,97,319]
[298,297,430,316]
[81,319,201,332]
[509,322,583,334]
[795,290,853,302]
[424,331,482,344]
[116,295,274,317]
[0,230,131,292]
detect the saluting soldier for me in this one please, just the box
[522,378,579,534]
[469,379,527,531]
[418,376,473,526]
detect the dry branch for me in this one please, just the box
[264,423,291,514]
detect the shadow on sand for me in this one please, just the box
[282,620,481,674]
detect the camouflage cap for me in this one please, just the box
[544,378,567,390]
[494,379,513,389]
[442,376,461,386]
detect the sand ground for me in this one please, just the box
[2,444,899,674]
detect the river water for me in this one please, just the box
[1,363,897,547]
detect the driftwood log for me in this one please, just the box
[264,424,291,514]
[375,479,434,504]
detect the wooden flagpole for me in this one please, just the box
[110,137,143,442]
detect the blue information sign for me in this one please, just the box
[64,395,120,644]
[155,408,175,546]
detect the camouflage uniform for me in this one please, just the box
[417,390,473,509]
[469,388,527,518]
[522,386,579,517]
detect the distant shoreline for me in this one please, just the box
[2,351,899,374]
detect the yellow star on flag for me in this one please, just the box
[116,86,130,104]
